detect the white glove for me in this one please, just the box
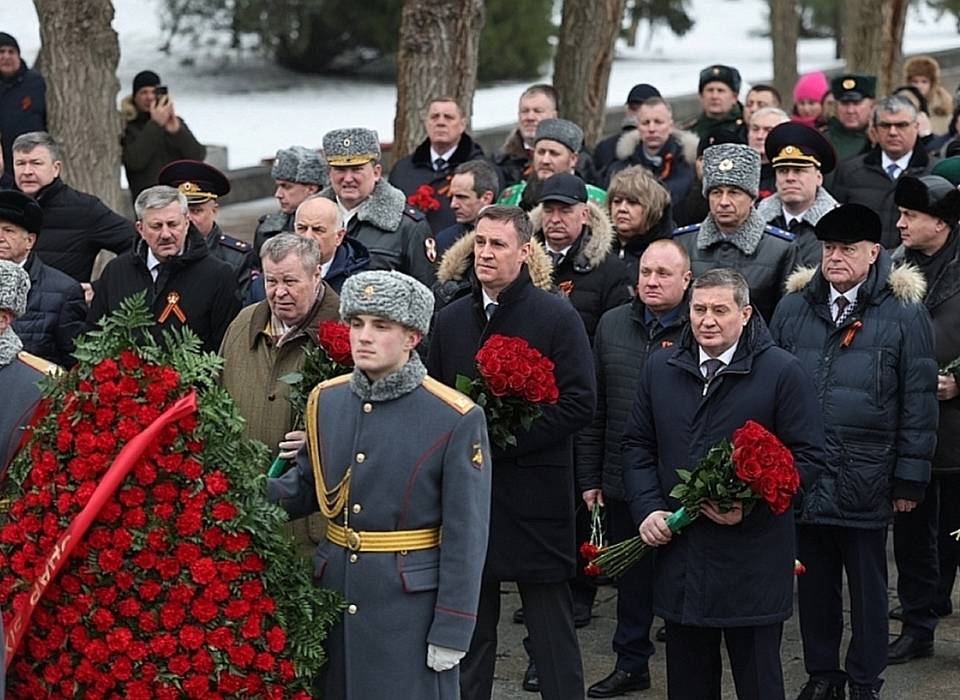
[426,643,466,672]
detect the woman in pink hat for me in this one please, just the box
[792,71,829,128]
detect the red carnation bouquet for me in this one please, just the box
[272,319,354,476]
[590,420,799,577]
[455,334,559,449]
[407,184,441,213]
[0,295,341,698]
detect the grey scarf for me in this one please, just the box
[0,328,23,368]
[697,208,768,255]
[350,353,427,402]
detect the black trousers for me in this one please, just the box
[664,620,785,699]
[935,473,960,613]
[460,579,584,700]
[797,524,887,689]
[893,478,940,640]
[607,498,655,673]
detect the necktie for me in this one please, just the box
[834,296,850,325]
[701,358,723,382]
[434,157,447,172]
[886,163,900,181]
[485,302,498,320]
[787,218,801,231]
[547,250,563,267]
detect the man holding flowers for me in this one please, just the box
[428,204,597,700]
[623,267,824,700]
[769,204,937,700]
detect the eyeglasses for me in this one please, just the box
[876,121,915,131]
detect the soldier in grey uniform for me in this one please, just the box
[673,142,799,321]
[320,128,438,288]
[158,159,257,299]
[254,145,327,256]
[267,270,491,699]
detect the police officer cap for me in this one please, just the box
[271,145,327,187]
[534,118,584,154]
[764,122,837,174]
[627,83,661,105]
[158,159,231,204]
[931,157,960,187]
[538,172,588,205]
[323,128,381,167]
[831,74,877,102]
[815,203,881,244]
[0,259,30,318]
[702,143,760,199]
[699,64,741,94]
[0,190,42,236]
[696,128,744,158]
[895,175,960,226]
[340,270,434,336]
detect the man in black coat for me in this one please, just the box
[624,267,824,700]
[832,95,935,249]
[12,131,135,284]
[0,190,85,367]
[769,204,937,700]
[593,83,661,176]
[389,97,486,234]
[888,176,960,664]
[576,238,691,698]
[0,33,45,178]
[428,205,596,700]
[435,160,499,255]
[88,185,240,352]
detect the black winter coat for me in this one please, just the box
[32,177,136,283]
[769,253,938,526]
[609,204,676,284]
[12,253,86,367]
[0,63,46,176]
[893,238,960,473]
[88,229,240,352]
[622,315,824,627]
[388,134,486,234]
[576,297,687,501]
[831,147,935,249]
[605,133,695,209]
[427,266,597,583]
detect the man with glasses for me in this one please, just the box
[832,96,934,248]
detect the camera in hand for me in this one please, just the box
[155,86,168,100]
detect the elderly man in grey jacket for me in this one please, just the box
[267,270,491,699]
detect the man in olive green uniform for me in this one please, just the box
[268,270,491,699]
[681,65,746,140]
[821,74,876,163]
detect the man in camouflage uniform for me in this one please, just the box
[253,145,326,255]
[319,128,437,287]
[268,270,491,699]
[159,159,256,299]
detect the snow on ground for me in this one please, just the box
[4,0,959,167]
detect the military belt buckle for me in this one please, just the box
[346,528,362,551]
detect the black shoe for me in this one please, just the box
[513,607,524,624]
[848,685,879,700]
[587,668,651,698]
[888,633,934,664]
[574,602,592,628]
[888,605,903,621]
[796,678,845,700]
[522,661,539,692]
[655,625,666,642]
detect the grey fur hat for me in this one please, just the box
[702,143,761,198]
[323,128,382,167]
[535,118,584,154]
[271,146,327,186]
[340,270,434,335]
[0,259,30,318]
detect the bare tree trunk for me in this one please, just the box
[33,0,123,213]
[769,0,798,113]
[626,2,642,48]
[880,0,908,97]
[553,0,627,149]
[393,0,485,160]
[842,0,907,96]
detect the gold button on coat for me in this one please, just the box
[347,604,358,614]
[363,403,373,413]
[352,504,362,514]
[356,453,366,463]
[349,554,358,563]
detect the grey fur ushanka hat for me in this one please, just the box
[271,146,327,186]
[0,259,31,318]
[339,270,434,335]
[702,143,761,198]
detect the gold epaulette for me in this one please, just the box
[17,351,61,376]
[421,376,475,415]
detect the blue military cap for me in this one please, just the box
[158,160,231,204]
[765,122,837,174]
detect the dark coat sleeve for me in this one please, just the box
[207,264,241,352]
[621,359,668,526]
[401,216,438,288]
[497,303,597,460]
[122,120,167,171]
[266,445,320,518]
[575,321,607,493]
[169,119,207,161]
[55,279,88,367]
[772,354,826,493]
[85,198,137,256]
